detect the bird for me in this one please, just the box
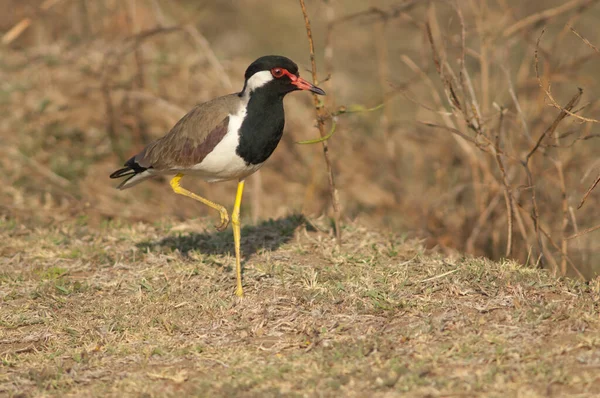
[109,55,325,297]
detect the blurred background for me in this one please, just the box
[2,0,600,278]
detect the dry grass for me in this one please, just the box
[1,215,600,397]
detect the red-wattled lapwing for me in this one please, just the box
[110,55,325,297]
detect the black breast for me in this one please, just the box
[236,91,285,165]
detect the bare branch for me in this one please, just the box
[578,174,600,209]
[569,26,600,54]
[535,30,600,124]
[504,0,597,38]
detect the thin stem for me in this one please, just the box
[298,0,342,244]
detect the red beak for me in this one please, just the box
[292,77,326,95]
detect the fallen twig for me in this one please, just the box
[420,269,459,283]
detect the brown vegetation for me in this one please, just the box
[3,1,600,277]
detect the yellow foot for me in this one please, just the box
[235,284,244,297]
[215,210,230,232]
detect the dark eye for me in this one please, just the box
[271,68,284,78]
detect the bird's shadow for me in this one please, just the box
[136,214,307,261]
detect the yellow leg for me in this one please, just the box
[170,173,230,231]
[232,180,245,297]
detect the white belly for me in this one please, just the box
[180,111,262,182]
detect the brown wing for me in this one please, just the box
[133,94,239,170]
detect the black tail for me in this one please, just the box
[110,155,152,189]
[110,167,135,179]
[110,154,148,179]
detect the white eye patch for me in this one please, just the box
[245,70,274,92]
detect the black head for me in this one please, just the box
[242,55,325,97]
